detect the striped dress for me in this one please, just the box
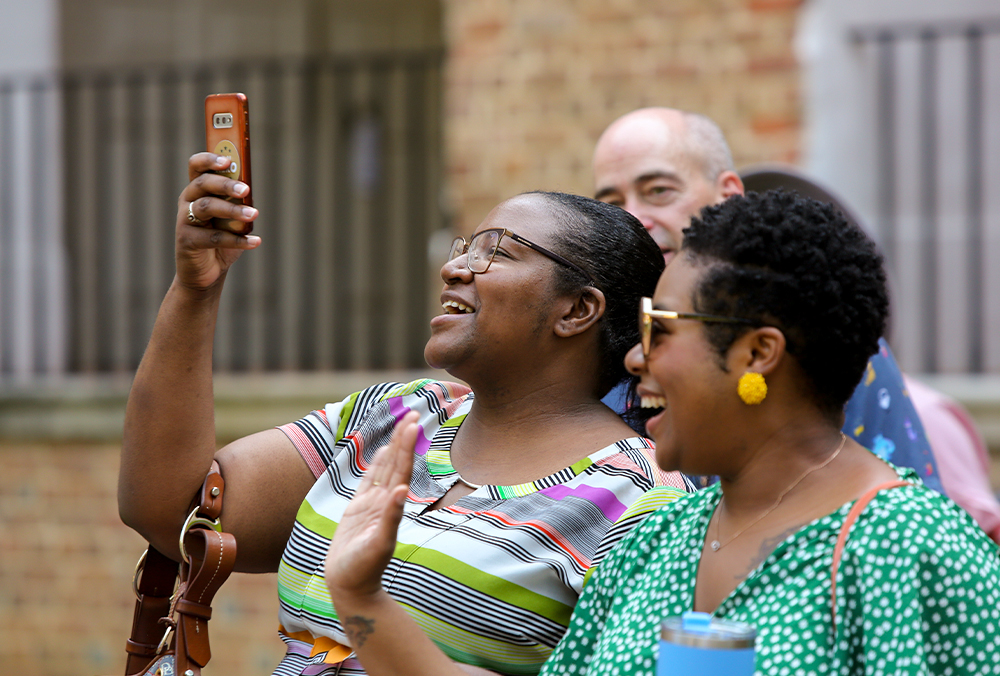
[272,380,692,676]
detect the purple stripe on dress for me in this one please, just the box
[282,640,356,675]
[387,397,431,456]
[282,640,311,657]
[540,483,627,522]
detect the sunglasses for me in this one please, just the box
[639,296,757,358]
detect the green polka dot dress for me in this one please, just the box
[541,467,1000,675]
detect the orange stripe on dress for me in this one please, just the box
[444,507,589,569]
[278,625,354,664]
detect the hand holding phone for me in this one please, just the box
[204,93,252,234]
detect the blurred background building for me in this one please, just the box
[1,1,998,674]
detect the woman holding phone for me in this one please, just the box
[119,152,693,675]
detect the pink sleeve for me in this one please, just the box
[906,377,1000,543]
[278,420,327,479]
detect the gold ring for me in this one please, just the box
[372,480,381,487]
[187,201,207,225]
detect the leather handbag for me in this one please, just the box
[124,461,237,676]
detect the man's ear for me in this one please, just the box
[729,326,786,375]
[554,287,606,338]
[716,170,744,200]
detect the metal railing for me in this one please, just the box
[850,18,1000,374]
[0,51,443,380]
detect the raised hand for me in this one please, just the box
[325,411,419,601]
[176,152,260,291]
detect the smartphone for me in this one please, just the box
[205,93,252,233]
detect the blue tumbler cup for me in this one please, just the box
[658,611,756,675]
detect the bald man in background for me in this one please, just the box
[592,108,1000,543]
[592,107,943,496]
[592,108,742,266]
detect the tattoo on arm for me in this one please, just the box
[343,615,376,648]
[735,525,802,580]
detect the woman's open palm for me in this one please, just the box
[324,411,419,600]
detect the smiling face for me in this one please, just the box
[593,109,739,266]
[424,194,568,383]
[624,255,738,474]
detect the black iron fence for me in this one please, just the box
[0,51,443,380]
[850,18,1000,373]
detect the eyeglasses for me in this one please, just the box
[639,296,757,358]
[448,228,595,285]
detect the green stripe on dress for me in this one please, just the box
[383,379,435,400]
[277,560,336,618]
[295,497,338,538]
[287,500,573,622]
[393,543,574,626]
[334,390,363,442]
[441,414,466,428]
[425,449,455,476]
[403,603,551,675]
[617,486,689,522]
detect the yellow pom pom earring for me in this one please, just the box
[737,372,767,405]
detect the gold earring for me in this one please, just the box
[737,372,767,405]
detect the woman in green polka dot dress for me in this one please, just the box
[541,191,1000,676]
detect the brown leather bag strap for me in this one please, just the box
[125,461,236,676]
[197,462,226,520]
[173,528,238,674]
[830,479,909,631]
[125,546,179,675]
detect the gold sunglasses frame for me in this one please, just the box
[639,296,757,358]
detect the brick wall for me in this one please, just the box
[0,443,285,675]
[442,0,805,232]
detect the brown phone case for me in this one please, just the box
[204,93,252,233]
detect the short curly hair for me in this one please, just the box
[681,190,889,416]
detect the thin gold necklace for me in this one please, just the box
[709,432,847,552]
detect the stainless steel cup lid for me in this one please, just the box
[661,612,756,649]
